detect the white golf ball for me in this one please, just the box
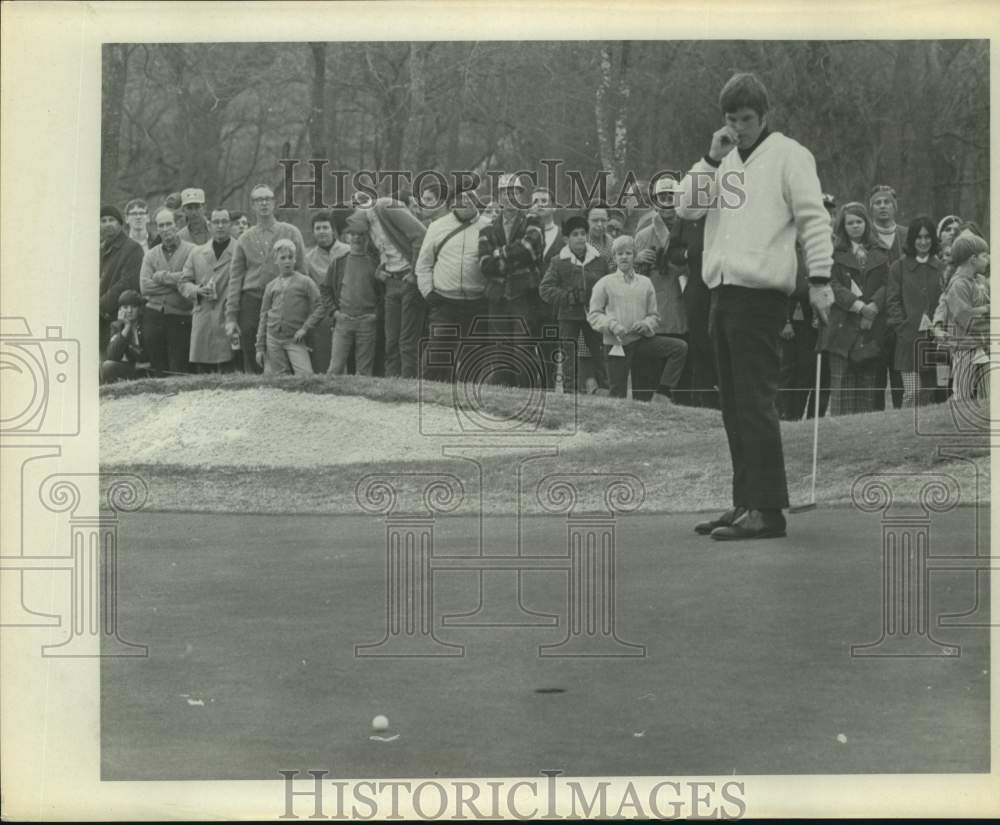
[372,715,389,731]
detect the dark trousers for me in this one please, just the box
[308,315,333,375]
[99,317,111,363]
[384,277,427,379]
[193,361,237,375]
[142,307,191,376]
[779,320,831,420]
[874,330,904,410]
[492,292,559,389]
[712,285,789,511]
[606,335,688,401]
[423,294,490,384]
[557,318,606,393]
[100,360,152,385]
[237,292,263,375]
[680,278,718,408]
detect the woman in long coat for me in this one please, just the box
[819,202,891,415]
[179,210,237,372]
[886,216,944,407]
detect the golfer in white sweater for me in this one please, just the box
[675,72,835,541]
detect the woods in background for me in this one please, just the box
[101,40,989,234]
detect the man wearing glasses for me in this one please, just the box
[226,183,307,373]
[124,198,158,251]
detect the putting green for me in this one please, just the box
[102,508,989,779]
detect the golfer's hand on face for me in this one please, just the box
[808,283,835,325]
[709,125,740,162]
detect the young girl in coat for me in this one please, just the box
[939,234,990,403]
[819,202,891,415]
[885,216,944,407]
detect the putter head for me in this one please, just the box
[788,502,817,514]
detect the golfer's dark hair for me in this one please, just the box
[903,216,940,258]
[833,202,876,251]
[719,72,770,117]
[311,209,336,229]
[229,210,245,224]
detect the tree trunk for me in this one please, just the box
[101,44,130,202]
[308,43,327,159]
[612,42,630,179]
[594,45,616,186]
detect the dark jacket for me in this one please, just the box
[539,244,610,320]
[886,255,944,371]
[99,231,144,319]
[819,245,890,359]
[873,224,908,264]
[666,217,706,285]
[370,198,427,268]
[320,251,385,318]
[478,210,544,302]
[105,318,148,366]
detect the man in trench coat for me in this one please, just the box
[179,208,238,372]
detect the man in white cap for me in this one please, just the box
[178,188,210,246]
[478,172,549,388]
[225,183,307,373]
[635,174,689,400]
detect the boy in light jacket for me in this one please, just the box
[255,238,325,375]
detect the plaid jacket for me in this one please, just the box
[478,210,544,302]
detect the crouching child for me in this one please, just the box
[101,289,153,384]
[255,238,325,375]
[586,235,688,401]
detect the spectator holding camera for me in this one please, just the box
[255,238,325,376]
[587,235,687,401]
[139,207,196,375]
[100,290,151,384]
[540,215,610,393]
[478,173,547,387]
[415,191,485,383]
[100,204,145,361]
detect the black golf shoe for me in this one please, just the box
[694,506,747,536]
[710,509,787,541]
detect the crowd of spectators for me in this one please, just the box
[99,174,989,411]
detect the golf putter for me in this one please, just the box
[789,351,822,514]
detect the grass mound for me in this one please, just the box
[100,376,990,514]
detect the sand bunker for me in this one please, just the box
[100,388,604,468]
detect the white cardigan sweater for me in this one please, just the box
[675,131,832,294]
